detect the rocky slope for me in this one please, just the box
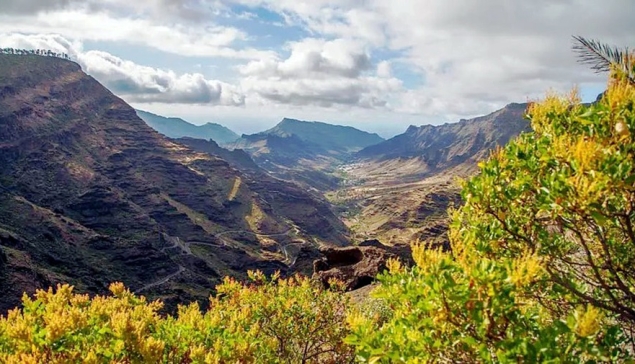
[136,109,239,145]
[332,103,531,245]
[230,119,384,191]
[0,54,349,312]
[355,103,530,178]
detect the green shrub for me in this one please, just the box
[347,76,635,363]
[0,272,353,363]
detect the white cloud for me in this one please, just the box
[239,38,402,108]
[241,38,370,79]
[229,0,635,117]
[0,9,274,59]
[0,33,245,106]
[79,50,245,105]
[0,33,80,56]
[0,0,633,132]
[376,61,391,78]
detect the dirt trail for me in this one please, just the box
[137,229,297,293]
[135,266,185,293]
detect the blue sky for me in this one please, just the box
[0,0,633,137]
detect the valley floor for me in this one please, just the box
[327,159,471,246]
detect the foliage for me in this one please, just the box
[457,77,635,326]
[0,272,353,363]
[347,246,627,363]
[347,75,635,362]
[573,36,634,85]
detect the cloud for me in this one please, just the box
[0,8,274,59]
[89,0,227,23]
[231,0,635,117]
[0,0,84,15]
[0,33,245,106]
[80,51,245,105]
[239,38,401,108]
[242,38,371,78]
[0,33,80,56]
[376,61,391,78]
[0,0,218,21]
[0,0,633,129]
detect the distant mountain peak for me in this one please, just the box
[264,117,385,147]
[405,125,419,133]
[135,109,239,144]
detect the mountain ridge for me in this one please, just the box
[136,109,240,145]
[262,118,384,153]
[0,54,349,312]
[229,118,385,191]
[356,102,530,172]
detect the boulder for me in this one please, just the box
[313,240,412,290]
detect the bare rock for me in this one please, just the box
[313,240,412,290]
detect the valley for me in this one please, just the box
[0,54,348,312]
[0,4,630,361]
[327,163,460,246]
[0,53,531,314]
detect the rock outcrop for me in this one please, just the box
[313,240,413,290]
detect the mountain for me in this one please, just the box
[264,118,384,153]
[355,103,530,177]
[332,103,531,245]
[0,54,349,312]
[230,119,384,191]
[136,109,240,144]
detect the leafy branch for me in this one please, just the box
[572,35,634,85]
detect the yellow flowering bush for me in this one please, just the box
[347,74,635,362]
[0,273,353,363]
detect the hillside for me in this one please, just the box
[173,137,261,172]
[331,103,531,245]
[136,109,239,144]
[0,54,349,312]
[230,119,384,191]
[355,102,530,176]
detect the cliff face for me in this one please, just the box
[0,54,349,312]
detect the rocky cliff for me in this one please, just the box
[356,103,530,176]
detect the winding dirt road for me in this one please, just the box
[136,228,298,293]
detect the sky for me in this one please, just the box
[0,0,633,137]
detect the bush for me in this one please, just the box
[347,76,635,362]
[0,272,353,363]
